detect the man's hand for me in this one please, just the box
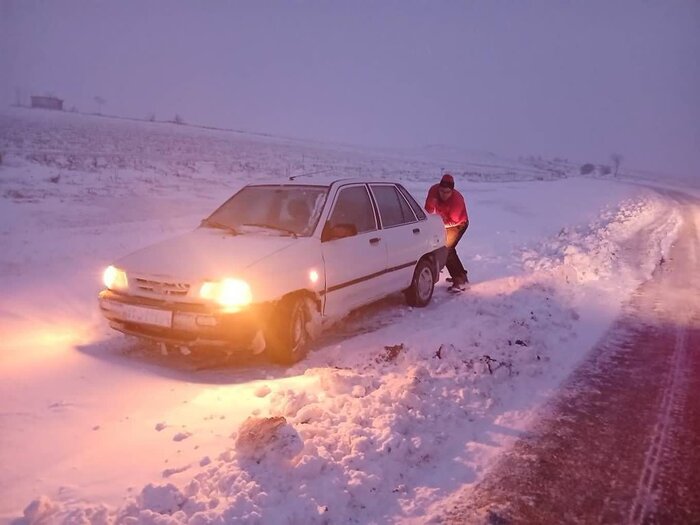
[425,197,438,213]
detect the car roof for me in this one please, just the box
[245,177,401,188]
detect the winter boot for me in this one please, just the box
[448,275,468,292]
[447,272,469,285]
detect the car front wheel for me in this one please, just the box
[265,295,312,365]
[405,257,435,307]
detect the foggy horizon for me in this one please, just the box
[1,1,698,179]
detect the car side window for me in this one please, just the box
[328,186,377,234]
[397,184,426,220]
[370,184,416,228]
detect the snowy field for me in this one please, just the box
[0,109,690,524]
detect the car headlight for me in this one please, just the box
[103,265,128,290]
[199,278,252,312]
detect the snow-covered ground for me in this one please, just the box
[0,109,689,524]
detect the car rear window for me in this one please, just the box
[370,184,417,227]
[397,184,427,220]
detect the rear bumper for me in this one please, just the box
[434,246,448,274]
[98,290,272,349]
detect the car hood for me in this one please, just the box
[116,227,298,281]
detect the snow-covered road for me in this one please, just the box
[0,109,692,524]
[442,191,700,524]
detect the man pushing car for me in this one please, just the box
[424,173,470,291]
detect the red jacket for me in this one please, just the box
[424,184,469,228]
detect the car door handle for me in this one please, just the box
[412,228,421,234]
[369,237,381,245]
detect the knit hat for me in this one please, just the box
[439,173,455,189]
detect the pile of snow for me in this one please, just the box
[16,199,680,524]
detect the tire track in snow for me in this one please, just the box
[627,323,689,524]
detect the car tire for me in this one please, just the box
[404,257,435,307]
[266,295,311,365]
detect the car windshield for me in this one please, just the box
[202,185,329,237]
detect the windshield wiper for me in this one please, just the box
[200,218,238,234]
[241,222,298,237]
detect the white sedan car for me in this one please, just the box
[99,179,447,363]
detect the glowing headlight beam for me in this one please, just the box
[103,266,128,290]
[199,278,252,312]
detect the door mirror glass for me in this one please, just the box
[322,221,358,242]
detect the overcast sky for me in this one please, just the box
[1,1,698,178]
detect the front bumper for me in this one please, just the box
[98,290,272,349]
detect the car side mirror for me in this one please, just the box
[321,221,358,242]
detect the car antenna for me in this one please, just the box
[288,168,332,181]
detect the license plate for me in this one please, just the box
[117,303,172,328]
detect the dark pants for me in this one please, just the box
[445,224,468,283]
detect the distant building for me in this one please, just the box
[31,96,64,111]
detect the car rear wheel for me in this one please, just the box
[266,295,311,365]
[404,258,435,307]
